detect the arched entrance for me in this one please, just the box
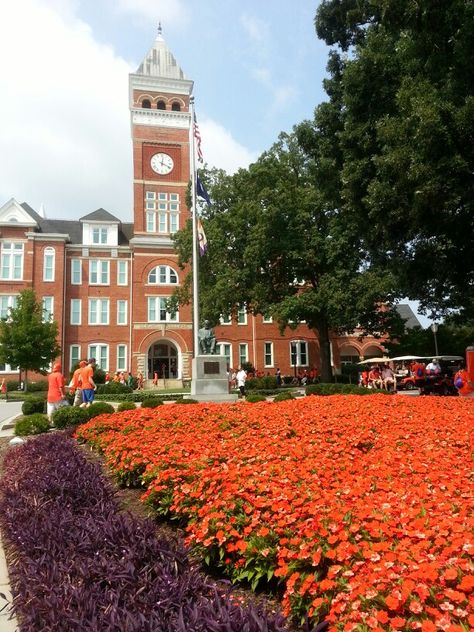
[147,341,179,379]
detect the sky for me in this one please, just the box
[0,0,328,222]
[0,0,432,327]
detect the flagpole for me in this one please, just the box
[189,96,200,358]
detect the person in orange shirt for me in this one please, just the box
[79,358,97,408]
[69,360,87,406]
[454,362,474,398]
[368,366,383,389]
[47,362,66,423]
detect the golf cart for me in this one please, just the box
[393,355,463,395]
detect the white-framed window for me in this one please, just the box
[0,242,23,280]
[43,247,55,282]
[117,344,127,371]
[70,345,81,371]
[70,299,81,325]
[88,298,109,325]
[262,315,273,323]
[88,344,108,371]
[89,260,110,285]
[239,343,248,366]
[0,295,17,320]
[92,227,108,244]
[0,361,15,373]
[147,297,178,323]
[148,265,178,285]
[71,259,82,285]
[219,314,231,325]
[264,342,274,368]
[42,297,53,322]
[290,340,308,367]
[117,300,127,325]
[145,191,180,234]
[237,306,247,325]
[216,342,232,367]
[117,260,128,285]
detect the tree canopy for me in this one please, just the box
[313,0,474,319]
[0,289,61,387]
[173,136,402,382]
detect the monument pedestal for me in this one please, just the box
[188,355,238,403]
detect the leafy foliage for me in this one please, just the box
[52,405,89,429]
[14,413,50,436]
[116,401,137,412]
[313,0,474,319]
[97,382,132,395]
[0,433,288,632]
[21,397,45,416]
[0,289,61,383]
[86,401,115,419]
[245,393,267,403]
[272,391,295,402]
[305,383,389,396]
[140,397,164,408]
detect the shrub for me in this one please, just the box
[86,401,115,419]
[141,397,164,408]
[175,398,198,404]
[117,401,136,412]
[22,397,46,416]
[305,382,391,396]
[97,381,132,395]
[26,380,49,392]
[245,393,266,403]
[246,375,279,391]
[15,414,50,436]
[52,406,89,429]
[273,391,295,402]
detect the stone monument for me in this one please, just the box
[189,320,237,402]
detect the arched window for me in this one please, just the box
[157,100,166,110]
[171,102,181,111]
[142,99,151,109]
[148,265,178,285]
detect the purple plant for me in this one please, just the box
[0,434,298,631]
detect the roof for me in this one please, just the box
[80,208,122,223]
[396,304,422,329]
[135,27,186,79]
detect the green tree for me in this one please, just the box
[0,289,61,390]
[313,0,474,319]
[173,137,402,382]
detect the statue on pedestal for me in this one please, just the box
[198,320,217,355]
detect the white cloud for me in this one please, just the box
[0,0,255,222]
[200,119,257,174]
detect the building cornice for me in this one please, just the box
[129,235,175,249]
[130,108,190,130]
[129,73,193,96]
[25,232,69,242]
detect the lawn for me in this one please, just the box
[76,395,474,631]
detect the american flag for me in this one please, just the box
[193,112,203,163]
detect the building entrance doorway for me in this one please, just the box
[147,341,179,379]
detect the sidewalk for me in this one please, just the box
[0,401,22,631]
[0,401,23,438]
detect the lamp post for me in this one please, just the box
[431,323,439,356]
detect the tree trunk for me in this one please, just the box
[315,318,333,383]
[24,369,28,392]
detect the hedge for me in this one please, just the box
[305,383,392,396]
[14,414,50,436]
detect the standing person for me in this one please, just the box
[137,371,144,390]
[276,368,282,387]
[69,360,87,406]
[47,362,66,423]
[0,378,6,401]
[454,362,474,398]
[236,365,247,397]
[79,358,97,408]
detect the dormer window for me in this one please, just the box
[157,100,166,110]
[142,99,151,109]
[171,102,181,111]
[92,227,108,244]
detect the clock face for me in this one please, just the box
[150,152,174,175]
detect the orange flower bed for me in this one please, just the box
[76,395,474,631]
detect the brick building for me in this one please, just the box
[0,30,396,385]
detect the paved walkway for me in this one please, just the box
[0,401,22,631]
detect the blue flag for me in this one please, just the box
[196,174,211,206]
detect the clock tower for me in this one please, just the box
[128,26,194,383]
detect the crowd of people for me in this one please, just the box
[359,364,396,391]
